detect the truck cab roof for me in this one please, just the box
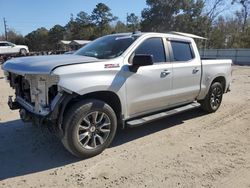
[107,31,206,41]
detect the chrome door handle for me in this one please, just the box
[161,70,171,77]
[192,68,199,74]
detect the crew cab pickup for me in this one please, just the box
[0,41,29,56]
[2,32,232,158]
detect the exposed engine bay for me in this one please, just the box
[6,72,61,116]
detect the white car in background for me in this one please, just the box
[0,41,29,55]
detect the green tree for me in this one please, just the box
[75,11,95,39]
[207,14,246,48]
[0,29,26,45]
[232,0,250,31]
[239,26,250,47]
[65,12,95,40]
[65,14,80,40]
[48,25,65,50]
[127,13,140,31]
[25,27,49,51]
[141,0,210,36]
[208,16,227,48]
[76,11,92,25]
[173,0,210,35]
[113,21,127,33]
[91,3,117,36]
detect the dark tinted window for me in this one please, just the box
[135,38,166,63]
[0,43,7,46]
[171,41,194,61]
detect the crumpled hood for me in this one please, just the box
[2,54,98,74]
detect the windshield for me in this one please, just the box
[75,35,138,59]
[7,42,15,46]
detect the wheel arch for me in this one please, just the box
[62,90,123,128]
[19,48,27,55]
[197,74,227,101]
[211,76,226,92]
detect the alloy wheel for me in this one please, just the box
[210,86,222,109]
[77,111,111,149]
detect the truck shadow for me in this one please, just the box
[112,108,207,147]
[0,108,207,180]
[0,120,78,180]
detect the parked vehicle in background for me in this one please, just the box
[0,41,29,56]
[64,50,76,55]
[2,32,232,158]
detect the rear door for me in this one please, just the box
[168,39,201,105]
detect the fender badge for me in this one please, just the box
[104,64,120,68]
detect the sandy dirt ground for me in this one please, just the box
[0,66,250,188]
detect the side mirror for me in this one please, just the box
[132,54,153,68]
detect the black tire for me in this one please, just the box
[61,99,117,158]
[20,48,27,56]
[199,82,223,113]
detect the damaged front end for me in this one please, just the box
[5,71,73,130]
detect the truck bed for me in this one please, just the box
[198,59,232,100]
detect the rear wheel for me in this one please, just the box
[61,99,117,158]
[20,48,27,56]
[199,82,223,113]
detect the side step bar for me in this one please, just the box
[126,102,200,127]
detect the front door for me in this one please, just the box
[0,43,9,54]
[125,37,173,117]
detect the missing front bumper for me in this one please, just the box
[8,96,20,110]
[7,91,65,119]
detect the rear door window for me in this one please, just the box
[170,41,194,62]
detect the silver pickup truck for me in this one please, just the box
[2,32,232,158]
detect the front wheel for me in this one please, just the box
[199,82,223,113]
[61,100,117,158]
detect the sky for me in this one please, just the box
[0,0,241,36]
[0,0,147,35]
